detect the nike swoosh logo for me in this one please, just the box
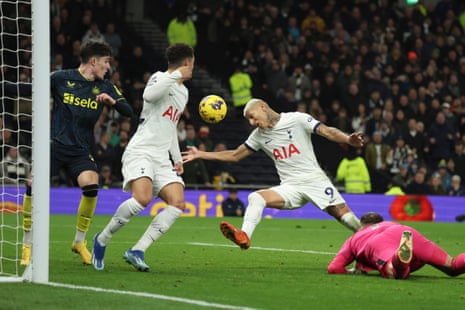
[265,139,272,144]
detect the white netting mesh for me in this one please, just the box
[0,0,32,278]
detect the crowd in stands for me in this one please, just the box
[2,0,465,197]
[155,0,465,195]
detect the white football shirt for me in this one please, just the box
[244,112,328,185]
[125,70,187,163]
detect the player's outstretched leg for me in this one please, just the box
[391,230,413,279]
[91,232,106,271]
[398,231,413,264]
[123,249,150,272]
[220,221,250,250]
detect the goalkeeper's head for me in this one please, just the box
[360,212,384,226]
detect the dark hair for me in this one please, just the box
[80,41,113,63]
[166,43,194,67]
[360,212,384,225]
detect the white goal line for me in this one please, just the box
[188,242,336,255]
[45,281,260,310]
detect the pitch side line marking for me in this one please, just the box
[46,282,260,310]
[188,242,336,255]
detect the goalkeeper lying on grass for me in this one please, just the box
[328,212,465,279]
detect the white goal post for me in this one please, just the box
[0,0,50,283]
[27,0,50,283]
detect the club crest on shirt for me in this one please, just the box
[92,86,100,95]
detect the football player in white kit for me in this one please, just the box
[182,98,364,250]
[91,43,194,271]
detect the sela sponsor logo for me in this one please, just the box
[63,92,98,109]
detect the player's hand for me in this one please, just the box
[181,146,199,163]
[173,161,183,175]
[177,65,193,80]
[96,93,116,106]
[348,132,364,148]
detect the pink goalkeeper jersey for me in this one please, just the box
[328,222,423,274]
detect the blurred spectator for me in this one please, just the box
[301,8,325,34]
[387,136,413,175]
[98,165,117,189]
[179,123,197,149]
[221,189,245,217]
[451,140,465,180]
[320,72,339,106]
[229,64,253,118]
[167,5,197,48]
[288,65,311,102]
[182,143,211,188]
[404,169,431,195]
[341,83,366,118]
[365,105,383,138]
[93,131,116,171]
[447,175,465,196]
[112,129,130,184]
[107,121,120,147]
[391,163,412,190]
[351,103,368,134]
[336,147,371,194]
[124,45,150,85]
[364,131,392,193]
[197,125,213,151]
[0,146,30,185]
[435,159,453,190]
[428,172,447,196]
[404,118,428,160]
[81,22,105,44]
[330,107,353,134]
[177,118,187,141]
[263,58,289,99]
[428,111,455,166]
[207,142,236,185]
[441,101,459,134]
[103,22,122,57]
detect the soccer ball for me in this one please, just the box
[199,95,227,124]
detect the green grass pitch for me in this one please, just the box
[1,215,465,309]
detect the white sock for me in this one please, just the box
[98,197,145,246]
[340,212,362,232]
[23,231,32,246]
[241,192,266,238]
[132,205,182,252]
[74,230,86,244]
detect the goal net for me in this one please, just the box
[0,0,50,283]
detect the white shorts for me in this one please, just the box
[270,178,345,210]
[122,153,184,197]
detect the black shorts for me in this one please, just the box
[51,143,97,185]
